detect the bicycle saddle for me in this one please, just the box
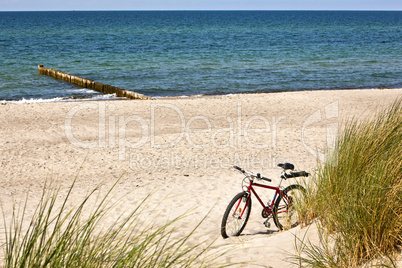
[277,163,294,170]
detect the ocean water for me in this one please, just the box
[0,11,401,102]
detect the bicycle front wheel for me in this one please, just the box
[273,184,306,231]
[221,192,252,238]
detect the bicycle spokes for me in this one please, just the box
[221,193,252,238]
[274,188,304,230]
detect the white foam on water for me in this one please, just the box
[0,94,124,104]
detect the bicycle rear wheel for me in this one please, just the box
[273,184,305,230]
[221,192,252,238]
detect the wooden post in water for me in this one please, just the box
[38,65,151,100]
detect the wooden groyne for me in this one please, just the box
[38,65,151,100]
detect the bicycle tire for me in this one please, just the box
[273,184,306,231]
[221,192,252,238]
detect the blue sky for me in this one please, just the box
[1,0,401,11]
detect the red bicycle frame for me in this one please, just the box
[234,178,289,219]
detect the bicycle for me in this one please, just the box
[221,163,309,238]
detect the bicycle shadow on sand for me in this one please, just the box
[240,229,280,237]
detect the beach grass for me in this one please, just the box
[295,98,402,267]
[1,176,230,268]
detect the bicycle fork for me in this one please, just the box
[232,193,250,219]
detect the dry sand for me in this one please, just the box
[1,88,401,267]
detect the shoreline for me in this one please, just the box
[1,88,401,267]
[1,87,401,104]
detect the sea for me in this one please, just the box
[0,11,401,103]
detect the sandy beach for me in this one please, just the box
[1,88,401,267]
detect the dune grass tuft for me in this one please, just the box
[1,177,231,268]
[296,98,402,267]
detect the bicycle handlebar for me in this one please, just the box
[234,165,243,172]
[233,166,272,182]
[234,165,309,181]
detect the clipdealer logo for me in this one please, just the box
[64,102,286,161]
[302,101,339,164]
[64,100,339,168]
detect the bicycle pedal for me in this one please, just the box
[261,207,270,218]
[263,220,271,228]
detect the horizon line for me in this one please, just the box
[1,9,401,12]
